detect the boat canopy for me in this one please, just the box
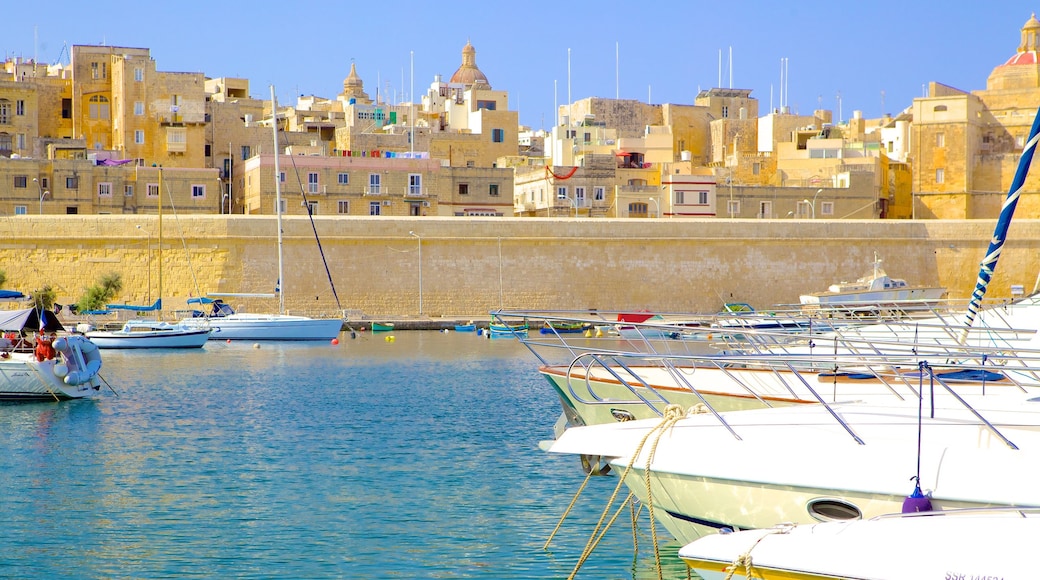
[0,308,65,332]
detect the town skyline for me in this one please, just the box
[5,1,1038,129]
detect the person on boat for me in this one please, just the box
[34,331,56,362]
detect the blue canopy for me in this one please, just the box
[0,289,27,300]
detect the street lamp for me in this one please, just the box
[32,178,49,215]
[222,193,230,215]
[801,199,815,219]
[810,188,822,219]
[409,231,423,317]
[648,197,659,219]
[136,225,153,303]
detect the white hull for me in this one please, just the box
[0,337,103,400]
[182,314,342,341]
[800,286,946,305]
[679,508,1040,580]
[87,322,211,349]
[549,400,1040,544]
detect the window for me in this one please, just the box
[16,133,24,150]
[66,206,78,215]
[135,130,144,144]
[66,176,79,189]
[125,185,134,197]
[368,174,381,194]
[489,183,499,196]
[935,132,945,148]
[192,185,205,198]
[241,145,251,160]
[306,201,318,215]
[89,95,110,120]
[0,100,8,124]
[727,200,740,216]
[492,128,504,143]
[674,191,685,204]
[147,183,159,197]
[98,183,112,197]
[458,183,469,195]
[476,100,497,111]
[594,186,605,201]
[698,191,708,205]
[14,206,26,215]
[628,202,648,217]
[0,133,10,151]
[16,100,24,116]
[557,186,568,199]
[337,173,349,185]
[584,132,591,143]
[933,104,948,112]
[134,67,144,82]
[369,201,381,215]
[575,187,585,207]
[338,200,350,214]
[308,172,318,194]
[759,201,773,219]
[1016,135,1026,149]
[752,162,761,175]
[166,127,186,152]
[821,201,834,216]
[134,101,144,116]
[14,176,26,188]
[936,168,945,184]
[721,105,729,118]
[278,199,287,214]
[408,174,422,195]
[279,171,286,183]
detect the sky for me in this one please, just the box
[6,2,1040,130]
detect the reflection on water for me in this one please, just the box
[0,332,695,579]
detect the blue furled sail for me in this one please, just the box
[959,104,1040,343]
[106,299,161,312]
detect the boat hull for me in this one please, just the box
[87,328,211,349]
[800,286,946,305]
[0,349,102,401]
[183,314,343,341]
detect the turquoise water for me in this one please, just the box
[0,331,692,579]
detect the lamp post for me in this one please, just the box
[32,178,49,215]
[649,197,659,219]
[222,193,230,215]
[136,225,153,303]
[810,188,822,219]
[409,231,423,317]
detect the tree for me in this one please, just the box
[0,270,6,289]
[32,285,56,311]
[77,272,123,313]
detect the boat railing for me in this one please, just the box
[494,309,1040,448]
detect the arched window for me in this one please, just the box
[89,95,110,120]
[933,104,948,112]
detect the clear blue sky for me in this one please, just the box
[6,2,1040,130]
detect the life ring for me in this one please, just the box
[54,335,103,386]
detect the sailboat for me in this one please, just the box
[178,86,343,342]
[87,168,212,349]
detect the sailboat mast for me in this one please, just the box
[157,167,164,321]
[270,85,285,316]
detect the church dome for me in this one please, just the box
[449,41,491,89]
[341,61,371,104]
[1003,13,1040,66]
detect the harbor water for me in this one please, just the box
[0,331,692,579]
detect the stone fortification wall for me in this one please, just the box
[1,216,1037,319]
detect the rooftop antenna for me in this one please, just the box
[784,57,789,109]
[615,41,619,100]
[881,90,886,116]
[837,90,843,123]
[567,48,571,127]
[410,50,414,156]
[729,46,733,88]
[718,49,722,88]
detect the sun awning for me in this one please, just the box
[0,308,65,333]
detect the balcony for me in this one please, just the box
[364,186,383,196]
[404,187,429,199]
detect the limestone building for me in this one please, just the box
[912,13,1040,219]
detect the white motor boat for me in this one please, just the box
[548,394,1040,545]
[678,507,1040,580]
[86,319,211,349]
[800,254,945,307]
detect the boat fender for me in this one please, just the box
[61,336,103,386]
[901,478,933,513]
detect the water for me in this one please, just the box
[0,332,693,579]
